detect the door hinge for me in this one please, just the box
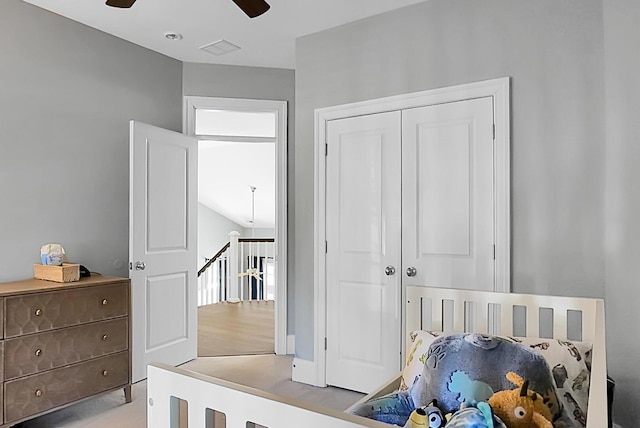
[493,124,496,140]
[325,143,328,156]
[128,262,132,270]
[325,241,328,253]
[324,337,328,350]
[493,245,496,260]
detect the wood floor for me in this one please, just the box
[198,300,274,357]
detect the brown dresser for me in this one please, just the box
[0,275,131,427]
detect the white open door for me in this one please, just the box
[129,121,198,383]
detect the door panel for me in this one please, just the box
[402,97,494,291]
[416,120,471,256]
[130,121,198,383]
[146,273,188,349]
[146,141,188,251]
[325,111,402,393]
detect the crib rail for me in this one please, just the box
[406,286,604,342]
[147,364,390,428]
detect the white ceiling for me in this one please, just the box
[21,0,428,69]
[199,141,275,229]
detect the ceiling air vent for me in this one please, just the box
[200,39,241,56]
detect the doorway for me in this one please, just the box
[184,96,288,356]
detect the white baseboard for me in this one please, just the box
[291,358,321,386]
[286,334,295,355]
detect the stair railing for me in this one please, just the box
[197,232,275,307]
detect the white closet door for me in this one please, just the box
[325,111,402,393]
[402,97,495,291]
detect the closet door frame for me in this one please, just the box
[299,77,510,388]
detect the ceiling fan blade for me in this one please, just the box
[231,0,270,18]
[106,0,137,8]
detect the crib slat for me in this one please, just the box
[499,304,513,336]
[432,298,443,332]
[553,307,567,339]
[452,299,465,331]
[526,305,539,337]
[473,301,489,334]
[405,293,421,333]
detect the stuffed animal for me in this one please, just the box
[444,401,506,428]
[404,400,446,428]
[487,372,554,428]
[350,334,561,426]
[411,334,561,419]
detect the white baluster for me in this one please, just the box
[227,231,241,303]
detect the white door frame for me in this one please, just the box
[184,96,288,356]
[300,77,510,387]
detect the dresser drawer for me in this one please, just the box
[4,351,129,422]
[4,318,128,380]
[4,282,128,338]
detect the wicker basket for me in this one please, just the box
[33,263,80,283]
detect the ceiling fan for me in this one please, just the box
[105,0,270,18]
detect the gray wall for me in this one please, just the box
[295,0,637,424]
[0,0,182,282]
[183,63,296,333]
[198,203,246,268]
[198,203,275,268]
[295,0,604,358]
[246,228,276,238]
[603,0,640,426]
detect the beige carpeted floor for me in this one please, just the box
[14,302,364,427]
[181,355,364,411]
[13,355,364,428]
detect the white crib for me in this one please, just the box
[147,285,607,427]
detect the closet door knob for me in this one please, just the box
[384,266,396,276]
[101,299,108,306]
[35,349,42,357]
[35,389,43,397]
[406,266,417,277]
[34,309,43,316]
[102,370,109,377]
[102,334,108,341]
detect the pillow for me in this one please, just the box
[511,337,592,427]
[400,330,445,391]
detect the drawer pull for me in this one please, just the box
[101,299,109,306]
[35,389,43,397]
[35,349,42,357]
[102,334,108,341]
[102,370,109,377]
[35,308,43,316]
